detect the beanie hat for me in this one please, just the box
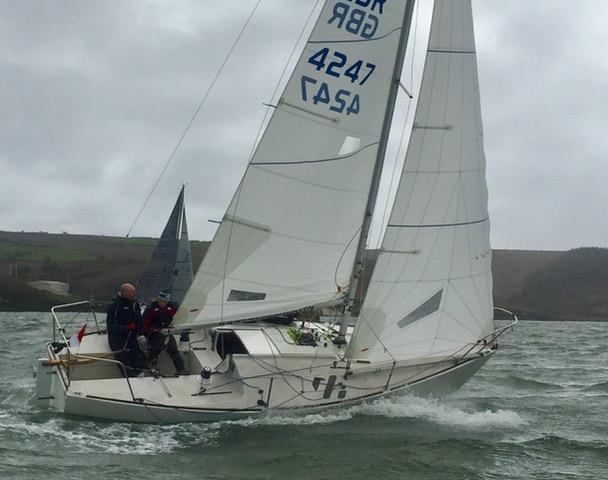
[157,290,171,301]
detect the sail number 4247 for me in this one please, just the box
[308,47,376,86]
[299,48,375,115]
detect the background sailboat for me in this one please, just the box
[137,186,193,305]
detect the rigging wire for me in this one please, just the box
[124,0,264,239]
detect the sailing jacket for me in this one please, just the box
[142,301,179,332]
[106,296,142,336]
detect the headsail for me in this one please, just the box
[348,0,494,362]
[175,1,416,329]
[137,187,184,304]
[171,207,194,305]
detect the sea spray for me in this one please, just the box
[220,395,527,431]
[350,395,527,430]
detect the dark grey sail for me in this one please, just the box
[137,187,184,304]
[170,207,194,305]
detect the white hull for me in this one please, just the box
[34,325,494,424]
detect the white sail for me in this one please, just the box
[348,0,494,362]
[175,0,414,328]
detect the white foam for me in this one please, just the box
[350,395,527,430]
[0,417,218,455]
[224,395,526,430]
[246,410,353,426]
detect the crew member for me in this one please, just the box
[141,290,187,375]
[106,283,145,377]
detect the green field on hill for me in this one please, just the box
[0,241,95,263]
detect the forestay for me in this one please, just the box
[348,0,494,363]
[175,0,413,328]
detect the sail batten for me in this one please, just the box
[175,0,416,329]
[348,0,494,362]
[387,217,489,228]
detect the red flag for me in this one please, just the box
[69,323,87,347]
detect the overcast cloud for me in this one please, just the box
[0,0,607,251]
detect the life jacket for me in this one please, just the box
[142,301,178,331]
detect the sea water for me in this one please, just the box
[0,313,606,479]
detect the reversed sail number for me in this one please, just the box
[308,48,376,85]
[301,76,360,115]
[327,1,385,39]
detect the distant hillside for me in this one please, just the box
[491,249,564,313]
[1,231,607,321]
[513,248,608,321]
[0,231,209,309]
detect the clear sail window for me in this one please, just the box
[397,289,443,329]
[227,289,267,302]
[338,136,361,156]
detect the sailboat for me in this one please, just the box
[34,0,516,423]
[137,186,194,305]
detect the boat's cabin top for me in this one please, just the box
[211,321,351,359]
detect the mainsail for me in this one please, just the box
[137,186,194,305]
[175,1,416,328]
[348,0,494,362]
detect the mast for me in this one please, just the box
[334,0,417,345]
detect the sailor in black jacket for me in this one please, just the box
[106,283,145,377]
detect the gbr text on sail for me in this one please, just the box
[328,0,387,39]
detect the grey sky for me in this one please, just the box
[0,0,606,251]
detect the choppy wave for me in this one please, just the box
[584,380,608,392]
[0,416,220,455]
[1,315,607,480]
[518,435,608,453]
[229,395,526,431]
[0,392,526,456]
[503,374,565,390]
[350,395,527,429]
